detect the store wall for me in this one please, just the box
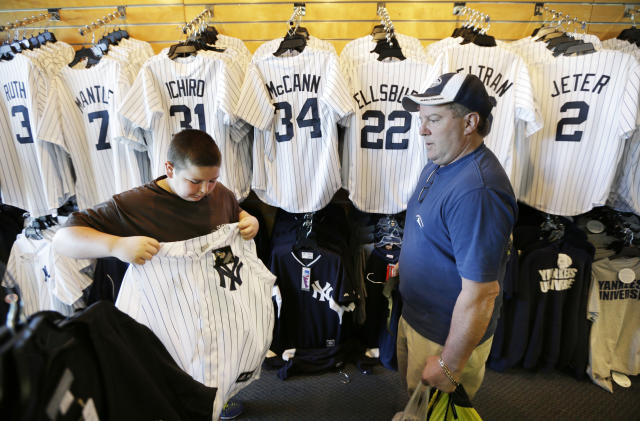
[0,1,636,54]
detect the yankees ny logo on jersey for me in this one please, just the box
[214,256,243,291]
[312,281,333,302]
[115,224,276,418]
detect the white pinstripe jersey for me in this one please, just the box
[607,129,640,214]
[0,54,73,216]
[437,43,543,182]
[340,57,440,213]
[38,58,141,210]
[115,224,275,419]
[601,38,640,60]
[2,227,90,316]
[235,46,353,212]
[514,50,640,216]
[118,53,251,200]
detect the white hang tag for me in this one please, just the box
[618,268,636,284]
[301,267,311,291]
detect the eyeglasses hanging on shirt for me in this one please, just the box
[417,166,439,204]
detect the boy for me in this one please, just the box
[53,128,259,262]
[53,129,258,420]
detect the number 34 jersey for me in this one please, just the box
[514,51,640,216]
[235,48,353,213]
[341,57,440,213]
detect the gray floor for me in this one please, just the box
[234,364,639,420]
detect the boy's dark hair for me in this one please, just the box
[167,129,221,169]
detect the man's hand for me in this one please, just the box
[112,236,160,265]
[421,355,458,393]
[238,211,259,240]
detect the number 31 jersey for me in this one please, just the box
[341,57,440,213]
[118,53,246,197]
[514,50,640,216]
[235,48,353,213]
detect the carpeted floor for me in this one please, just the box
[234,364,639,420]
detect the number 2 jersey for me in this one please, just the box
[235,46,353,213]
[118,52,252,200]
[513,50,640,216]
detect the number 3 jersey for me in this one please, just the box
[340,56,440,213]
[235,47,354,213]
[513,50,640,216]
[115,223,276,419]
[0,54,74,216]
[118,53,251,200]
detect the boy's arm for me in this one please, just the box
[238,210,259,240]
[53,226,160,265]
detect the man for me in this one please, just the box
[53,129,258,420]
[397,72,517,399]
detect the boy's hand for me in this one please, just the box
[112,236,160,265]
[238,213,259,240]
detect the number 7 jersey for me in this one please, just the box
[235,47,353,213]
[514,50,640,216]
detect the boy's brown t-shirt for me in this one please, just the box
[64,176,241,242]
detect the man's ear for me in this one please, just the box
[165,161,175,178]
[463,112,480,135]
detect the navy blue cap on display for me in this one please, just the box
[402,72,497,121]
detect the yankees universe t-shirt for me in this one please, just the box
[65,175,241,242]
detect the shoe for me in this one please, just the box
[220,399,244,420]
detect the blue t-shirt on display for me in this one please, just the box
[399,143,517,346]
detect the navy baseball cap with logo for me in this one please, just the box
[402,72,497,121]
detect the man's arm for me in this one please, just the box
[238,210,259,240]
[422,277,500,392]
[53,226,160,265]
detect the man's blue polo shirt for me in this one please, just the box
[399,143,517,346]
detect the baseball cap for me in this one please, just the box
[402,72,497,120]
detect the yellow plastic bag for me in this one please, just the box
[426,385,482,420]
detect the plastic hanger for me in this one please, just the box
[372,35,406,61]
[274,32,307,56]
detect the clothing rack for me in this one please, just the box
[458,6,491,35]
[287,3,306,37]
[540,5,587,33]
[0,10,59,33]
[79,7,126,37]
[182,6,214,36]
[376,4,395,45]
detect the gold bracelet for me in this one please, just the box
[438,357,459,387]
